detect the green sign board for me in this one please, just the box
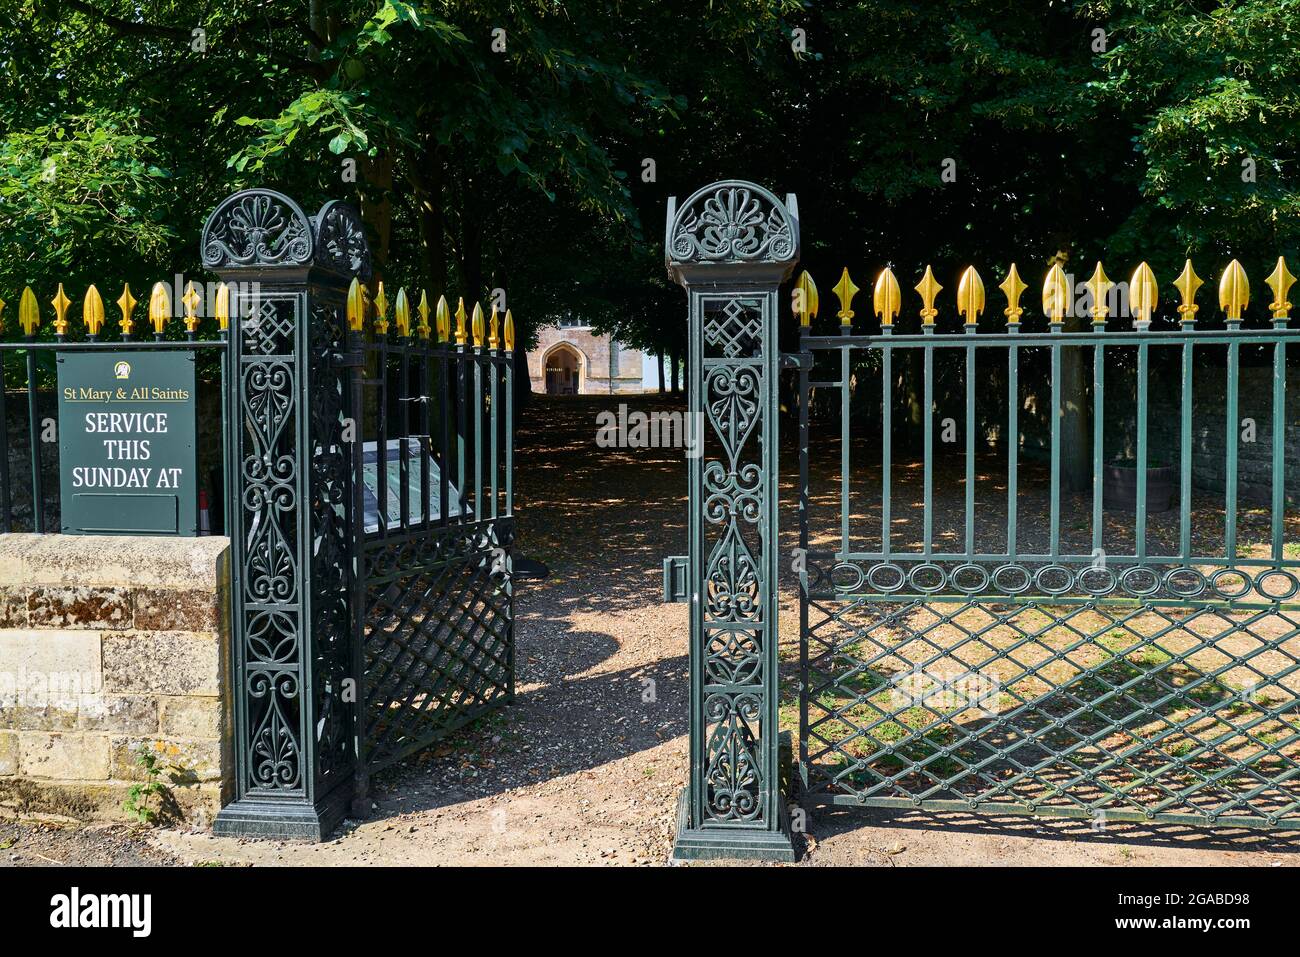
[57,352,198,536]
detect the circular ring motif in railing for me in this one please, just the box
[908,563,947,593]
[1210,568,1252,600]
[1034,564,1075,595]
[992,563,1032,594]
[1077,565,1118,596]
[866,562,906,593]
[831,561,866,593]
[950,563,990,594]
[1255,569,1299,602]
[1120,566,1161,597]
[1163,567,1208,599]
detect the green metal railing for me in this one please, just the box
[796,258,1300,829]
[0,282,228,535]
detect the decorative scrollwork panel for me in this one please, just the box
[703,691,764,822]
[236,293,305,797]
[698,294,772,827]
[668,182,797,264]
[202,189,313,268]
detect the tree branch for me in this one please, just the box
[62,1,330,68]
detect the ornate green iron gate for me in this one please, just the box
[797,258,1300,833]
[348,281,515,812]
[669,178,1300,861]
[202,189,514,839]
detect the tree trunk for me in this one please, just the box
[902,350,923,453]
[668,344,681,394]
[457,181,485,304]
[657,352,666,394]
[359,153,393,278]
[415,146,447,294]
[1060,310,1091,492]
[307,0,328,55]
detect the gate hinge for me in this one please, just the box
[663,555,688,603]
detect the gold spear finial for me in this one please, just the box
[346,277,365,332]
[998,263,1027,324]
[1265,257,1295,320]
[18,287,39,337]
[793,270,818,326]
[214,282,230,333]
[51,283,71,337]
[832,267,859,325]
[472,302,485,346]
[394,287,410,337]
[373,281,389,334]
[416,289,431,339]
[915,265,941,325]
[436,295,450,342]
[182,281,201,334]
[873,267,901,327]
[956,266,985,323]
[1130,262,1158,325]
[148,281,170,336]
[1084,262,1111,325]
[83,284,105,337]
[489,305,501,348]
[455,297,467,344]
[504,308,515,351]
[117,283,137,336]
[1173,259,1203,322]
[1219,259,1249,321]
[1042,263,1070,323]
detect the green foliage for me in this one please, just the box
[121,748,174,825]
[0,111,173,279]
[3,0,1300,361]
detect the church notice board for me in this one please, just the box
[57,352,198,536]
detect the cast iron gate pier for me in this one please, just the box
[204,189,514,839]
[665,181,800,861]
[667,178,1300,861]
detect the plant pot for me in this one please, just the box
[1102,461,1176,512]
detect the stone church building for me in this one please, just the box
[527,320,659,395]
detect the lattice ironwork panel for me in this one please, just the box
[308,301,355,796]
[361,520,513,772]
[803,592,1300,827]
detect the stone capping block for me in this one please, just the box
[0,533,230,589]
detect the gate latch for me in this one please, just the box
[331,349,365,369]
[663,555,688,603]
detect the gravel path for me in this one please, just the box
[0,820,181,867]
[10,392,1297,865]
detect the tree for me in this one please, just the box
[5,0,1300,407]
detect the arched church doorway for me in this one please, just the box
[545,344,581,395]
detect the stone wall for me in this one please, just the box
[1105,363,1300,505]
[1008,356,1297,506]
[0,533,232,824]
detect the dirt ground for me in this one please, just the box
[8,394,1300,866]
